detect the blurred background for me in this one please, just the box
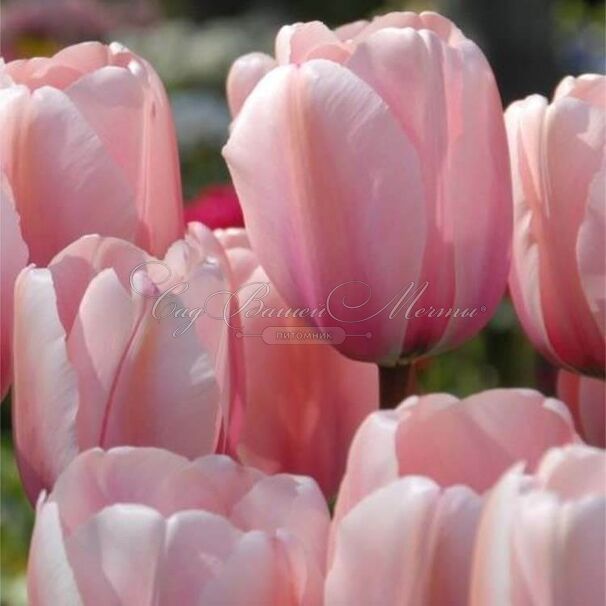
[1,0,604,602]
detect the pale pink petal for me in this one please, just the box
[65,66,146,193]
[156,511,242,605]
[28,499,84,606]
[50,42,114,77]
[331,406,406,527]
[151,454,262,517]
[96,290,222,457]
[346,28,511,352]
[469,464,525,606]
[12,267,80,503]
[119,46,185,256]
[48,235,147,333]
[3,86,137,265]
[557,370,606,447]
[275,21,344,64]
[551,497,606,606]
[577,166,606,336]
[395,389,577,493]
[163,223,239,439]
[471,446,606,606]
[535,444,606,499]
[0,173,28,397]
[4,58,83,90]
[327,476,480,605]
[200,531,298,605]
[353,11,423,41]
[49,447,188,533]
[227,52,277,117]
[224,59,426,363]
[65,504,165,605]
[506,96,559,362]
[419,11,467,44]
[538,94,605,371]
[231,474,329,569]
[554,74,606,106]
[333,20,368,41]
[66,269,135,449]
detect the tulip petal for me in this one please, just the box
[96,290,222,457]
[327,476,480,606]
[577,167,606,336]
[0,173,28,397]
[538,95,605,370]
[12,267,79,503]
[333,20,368,41]
[200,531,297,605]
[65,504,165,605]
[227,53,277,117]
[224,59,426,362]
[557,370,606,447]
[275,22,345,64]
[66,269,136,449]
[395,389,576,493]
[28,499,83,606]
[3,86,137,265]
[331,406,404,527]
[506,97,558,361]
[48,234,147,334]
[64,60,183,256]
[232,474,329,569]
[156,511,241,605]
[49,447,188,534]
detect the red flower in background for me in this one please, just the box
[184,183,244,229]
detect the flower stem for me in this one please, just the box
[379,363,415,409]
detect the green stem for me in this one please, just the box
[379,363,415,409]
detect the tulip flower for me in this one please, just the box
[1,173,28,399]
[506,74,605,377]
[1,41,183,264]
[557,368,605,447]
[326,444,605,606]
[12,224,240,503]
[28,447,329,605]
[223,11,512,374]
[333,389,578,526]
[470,445,605,606]
[217,228,378,497]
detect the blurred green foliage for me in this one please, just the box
[1,435,32,606]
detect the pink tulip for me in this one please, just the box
[327,444,604,606]
[1,172,28,398]
[506,74,605,376]
[557,368,605,447]
[12,223,240,503]
[1,41,183,264]
[333,389,578,527]
[223,11,512,365]
[217,228,378,497]
[470,445,605,606]
[28,447,329,605]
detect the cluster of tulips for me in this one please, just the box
[1,9,604,605]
